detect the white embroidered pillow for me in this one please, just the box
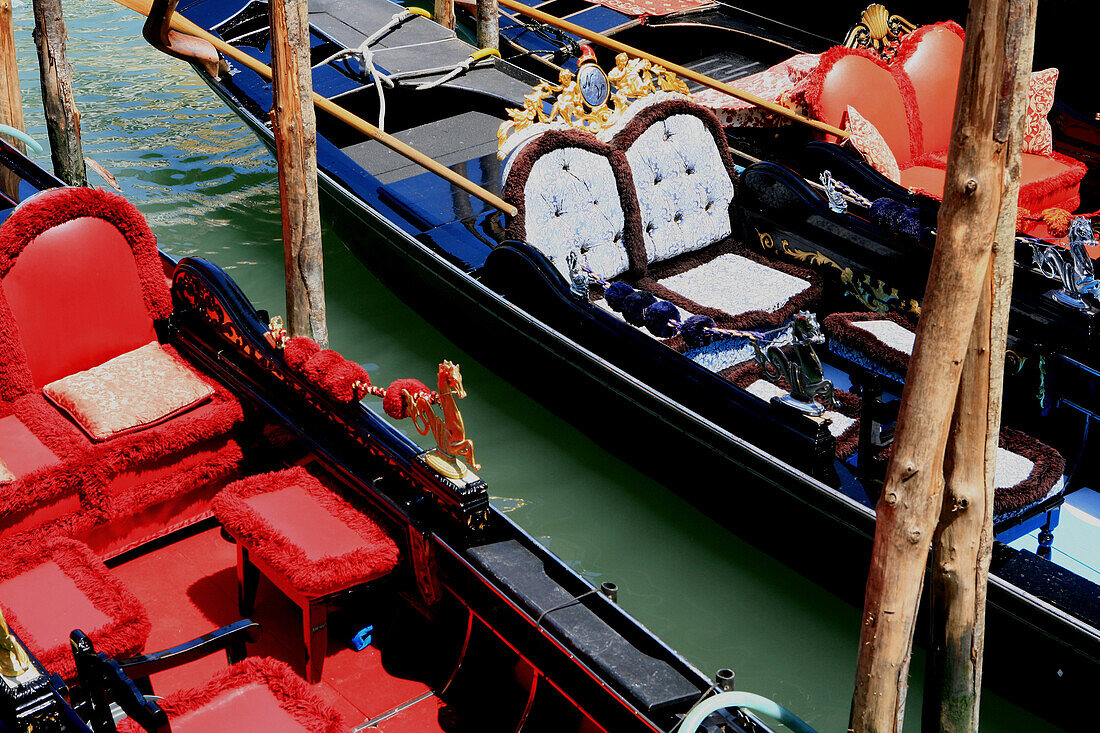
[1023,68,1058,155]
[845,105,901,184]
[44,342,214,441]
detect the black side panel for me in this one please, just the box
[467,540,699,714]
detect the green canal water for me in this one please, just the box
[7,2,1060,730]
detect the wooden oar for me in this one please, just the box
[496,0,849,139]
[112,0,519,217]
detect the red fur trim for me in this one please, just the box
[503,128,648,278]
[803,45,923,160]
[300,350,344,386]
[118,657,344,733]
[1018,151,1088,213]
[821,311,916,378]
[722,360,861,459]
[212,467,400,597]
[0,537,149,681]
[0,283,32,400]
[383,378,431,419]
[317,361,370,402]
[0,187,171,319]
[283,337,320,371]
[995,428,1065,517]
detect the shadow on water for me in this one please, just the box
[8,2,1057,730]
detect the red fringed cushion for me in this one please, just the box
[117,657,344,733]
[212,467,399,597]
[1023,68,1059,156]
[43,342,214,441]
[0,537,149,680]
[845,106,901,183]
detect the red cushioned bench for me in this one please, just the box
[0,537,149,681]
[212,466,400,683]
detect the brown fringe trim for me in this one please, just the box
[821,311,917,378]
[638,240,824,330]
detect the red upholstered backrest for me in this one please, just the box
[804,46,921,166]
[898,21,965,156]
[0,188,171,393]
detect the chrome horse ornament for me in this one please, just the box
[1030,216,1100,311]
[752,312,839,416]
[404,361,480,481]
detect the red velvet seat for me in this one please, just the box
[116,657,344,733]
[0,187,243,553]
[212,467,400,682]
[0,537,149,680]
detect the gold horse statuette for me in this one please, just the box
[0,608,30,678]
[404,361,480,482]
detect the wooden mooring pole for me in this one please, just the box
[925,2,1037,729]
[849,0,1028,729]
[434,0,455,32]
[476,0,498,51]
[1,0,25,197]
[269,0,328,348]
[32,0,85,186]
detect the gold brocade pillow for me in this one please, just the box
[43,342,214,441]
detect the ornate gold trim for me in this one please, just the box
[755,229,921,316]
[843,4,917,60]
[497,53,689,149]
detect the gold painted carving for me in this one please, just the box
[843,4,917,60]
[497,53,690,149]
[405,361,481,482]
[0,608,30,677]
[756,229,921,316]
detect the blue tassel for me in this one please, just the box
[622,291,657,326]
[605,281,634,311]
[682,315,717,349]
[644,300,680,337]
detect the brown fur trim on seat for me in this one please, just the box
[638,240,824,330]
[502,128,647,278]
[821,311,917,378]
[995,427,1065,517]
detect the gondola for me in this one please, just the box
[0,137,811,732]
[134,0,1098,727]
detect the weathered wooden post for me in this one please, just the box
[269,0,328,348]
[477,0,498,51]
[32,0,85,186]
[849,0,1017,729]
[1,0,25,197]
[434,0,455,31]
[925,2,1037,730]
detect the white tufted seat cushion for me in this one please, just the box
[621,113,735,265]
[518,146,630,281]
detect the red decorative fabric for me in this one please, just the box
[693,53,820,128]
[383,378,432,419]
[802,45,922,164]
[845,106,901,183]
[586,0,710,18]
[0,187,173,394]
[212,467,399,597]
[281,338,371,402]
[1023,68,1059,155]
[117,657,344,733]
[44,342,215,441]
[0,537,149,681]
[283,337,320,371]
[896,21,966,156]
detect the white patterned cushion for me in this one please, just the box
[521,147,630,281]
[623,114,735,264]
[658,254,810,315]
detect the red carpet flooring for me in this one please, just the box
[110,527,446,731]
